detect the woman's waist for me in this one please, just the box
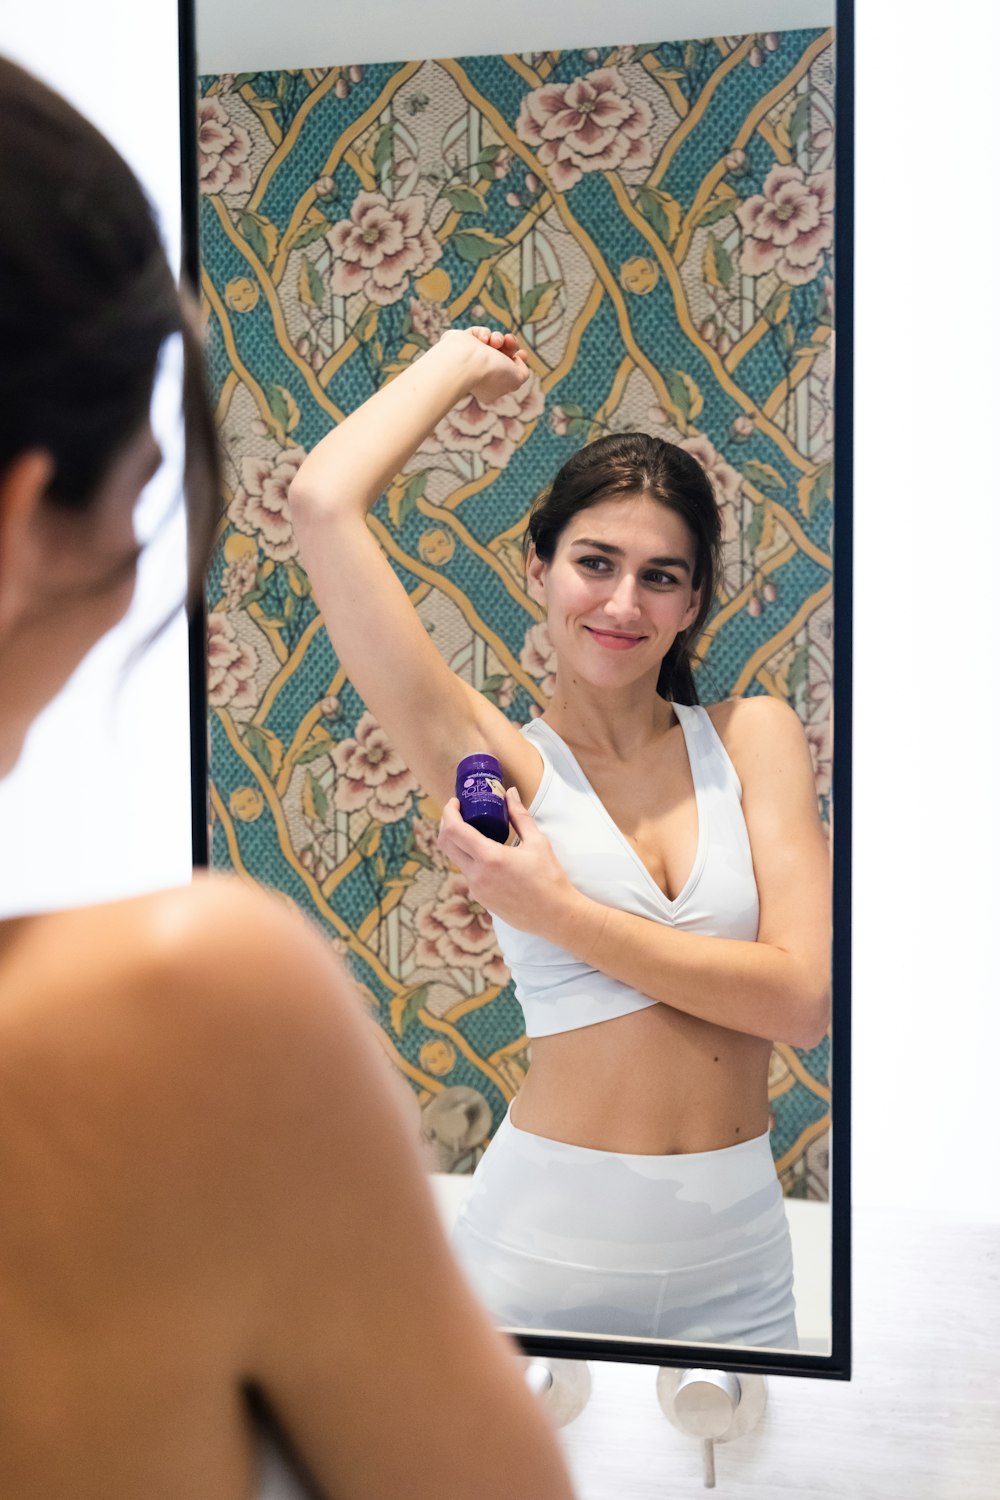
[518,1018,772,1154]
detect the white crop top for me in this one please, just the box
[490,702,760,1038]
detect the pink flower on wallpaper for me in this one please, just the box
[408,294,451,344]
[227,450,303,562]
[516,67,654,191]
[206,612,258,708]
[414,871,508,982]
[220,551,258,610]
[422,376,544,469]
[679,433,743,543]
[326,192,442,306]
[412,814,449,869]
[737,165,834,286]
[520,620,558,697]
[332,711,419,824]
[197,98,253,196]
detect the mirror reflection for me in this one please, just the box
[195,0,837,1355]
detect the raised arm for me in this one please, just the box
[287,329,541,810]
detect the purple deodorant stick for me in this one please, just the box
[456,753,510,843]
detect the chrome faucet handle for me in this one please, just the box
[521,1357,592,1428]
[656,1367,768,1488]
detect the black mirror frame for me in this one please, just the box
[178,0,853,1382]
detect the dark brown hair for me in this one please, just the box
[523,431,724,704]
[0,54,219,625]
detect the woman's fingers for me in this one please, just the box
[467,326,526,359]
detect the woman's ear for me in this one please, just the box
[0,449,57,630]
[681,586,703,632]
[524,541,547,607]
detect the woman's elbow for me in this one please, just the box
[793,982,831,1051]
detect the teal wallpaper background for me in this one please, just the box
[198,26,834,1197]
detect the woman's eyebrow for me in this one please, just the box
[570,538,691,573]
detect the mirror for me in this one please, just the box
[185,0,847,1371]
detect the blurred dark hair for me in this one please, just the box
[523,431,724,704]
[0,54,219,633]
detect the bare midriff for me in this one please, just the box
[510,1001,773,1155]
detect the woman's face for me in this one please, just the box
[526,492,704,694]
[0,421,162,777]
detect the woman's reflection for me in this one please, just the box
[289,324,832,1350]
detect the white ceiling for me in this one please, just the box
[196,0,835,76]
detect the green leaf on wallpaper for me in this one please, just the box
[355,304,379,343]
[444,185,486,214]
[237,210,279,268]
[292,221,330,251]
[244,724,284,778]
[697,196,738,228]
[629,43,661,63]
[452,228,509,262]
[390,983,430,1039]
[372,122,395,177]
[266,384,291,432]
[663,369,704,424]
[287,561,311,597]
[234,73,258,90]
[684,40,704,73]
[302,770,330,823]
[297,256,326,306]
[487,269,512,315]
[741,460,788,496]
[788,644,809,698]
[703,232,733,290]
[479,144,503,161]
[744,503,765,553]
[763,284,792,325]
[789,93,812,147]
[637,187,681,245]
[799,462,833,519]
[394,470,427,529]
[239,587,265,607]
[358,822,382,858]
[296,739,334,766]
[522,280,561,324]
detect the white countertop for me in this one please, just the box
[553,1207,999,1498]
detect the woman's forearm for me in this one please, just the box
[288,336,481,519]
[551,890,830,1049]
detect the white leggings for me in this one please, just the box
[450,1107,798,1349]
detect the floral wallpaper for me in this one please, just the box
[198,26,834,1199]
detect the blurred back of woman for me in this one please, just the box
[0,55,575,1500]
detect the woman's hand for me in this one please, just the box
[436,326,531,406]
[436,786,580,938]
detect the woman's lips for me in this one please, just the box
[584,626,647,651]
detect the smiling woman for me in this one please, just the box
[284,330,831,1349]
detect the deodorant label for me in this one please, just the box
[456,753,509,843]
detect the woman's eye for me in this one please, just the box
[578,556,608,571]
[648,572,679,586]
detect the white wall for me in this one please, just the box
[0,6,192,909]
[1,1,997,1223]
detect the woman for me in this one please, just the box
[288,327,832,1350]
[0,56,576,1500]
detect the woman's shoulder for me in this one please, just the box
[700,694,808,780]
[0,874,349,1072]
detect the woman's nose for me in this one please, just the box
[603,574,641,620]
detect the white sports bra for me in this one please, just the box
[490,702,760,1038]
